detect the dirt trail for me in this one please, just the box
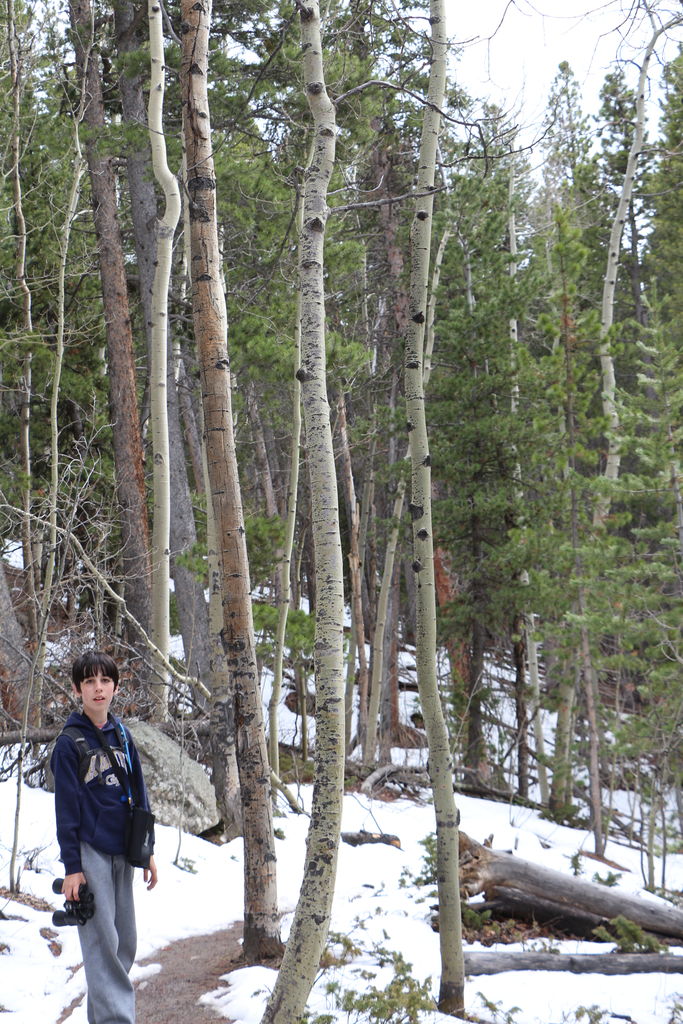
[57,924,242,1023]
[135,924,242,1023]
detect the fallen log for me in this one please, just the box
[459,832,683,942]
[0,727,59,745]
[463,952,683,975]
[360,764,431,795]
[470,890,606,938]
[341,830,401,849]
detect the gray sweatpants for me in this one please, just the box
[78,842,137,1024]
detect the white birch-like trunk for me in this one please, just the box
[261,2,345,1018]
[147,0,181,717]
[338,393,369,753]
[9,0,39,656]
[9,0,88,888]
[175,148,239,836]
[404,0,464,1012]
[269,267,302,779]
[364,477,405,765]
[595,16,680,523]
[203,405,243,838]
[423,224,451,389]
[579,20,679,853]
[345,467,374,753]
[180,0,280,959]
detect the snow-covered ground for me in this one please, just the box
[1,768,682,1023]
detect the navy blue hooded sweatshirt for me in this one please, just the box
[51,711,151,876]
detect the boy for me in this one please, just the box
[51,650,158,1024]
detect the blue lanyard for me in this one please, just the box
[104,715,135,806]
[120,722,134,775]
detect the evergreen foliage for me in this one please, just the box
[1,0,683,916]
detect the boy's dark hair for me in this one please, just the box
[72,650,119,693]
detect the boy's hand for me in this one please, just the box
[63,873,86,901]
[144,855,158,891]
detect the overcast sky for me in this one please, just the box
[446,1,683,142]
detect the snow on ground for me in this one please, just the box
[1,771,682,1023]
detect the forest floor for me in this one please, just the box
[135,924,243,1023]
[49,903,581,1023]
[56,924,243,1024]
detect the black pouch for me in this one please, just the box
[97,717,155,869]
[126,806,155,868]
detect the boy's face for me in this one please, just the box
[74,670,117,726]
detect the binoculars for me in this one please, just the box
[51,878,95,927]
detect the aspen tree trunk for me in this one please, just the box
[9,15,88,889]
[344,463,374,753]
[8,0,39,883]
[115,2,212,689]
[178,95,239,837]
[179,0,280,958]
[261,2,346,1018]
[367,147,410,758]
[147,0,181,717]
[167,346,213,690]
[423,225,451,388]
[338,394,369,753]
[379,556,401,762]
[7,0,38,683]
[198,396,241,839]
[69,0,152,663]
[404,0,464,1012]
[341,229,375,741]
[581,20,679,852]
[7,0,40,684]
[364,478,405,765]
[18,344,35,648]
[269,265,302,780]
[358,476,374,671]
[595,15,680,523]
[168,158,212,687]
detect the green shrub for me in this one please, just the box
[476,993,521,1023]
[591,870,621,887]
[306,945,434,1023]
[592,915,668,953]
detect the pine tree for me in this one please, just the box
[430,131,539,790]
[648,47,683,331]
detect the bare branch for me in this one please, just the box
[0,504,210,701]
[331,184,445,214]
[334,77,495,132]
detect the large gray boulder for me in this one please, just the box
[43,720,220,836]
[126,720,219,835]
